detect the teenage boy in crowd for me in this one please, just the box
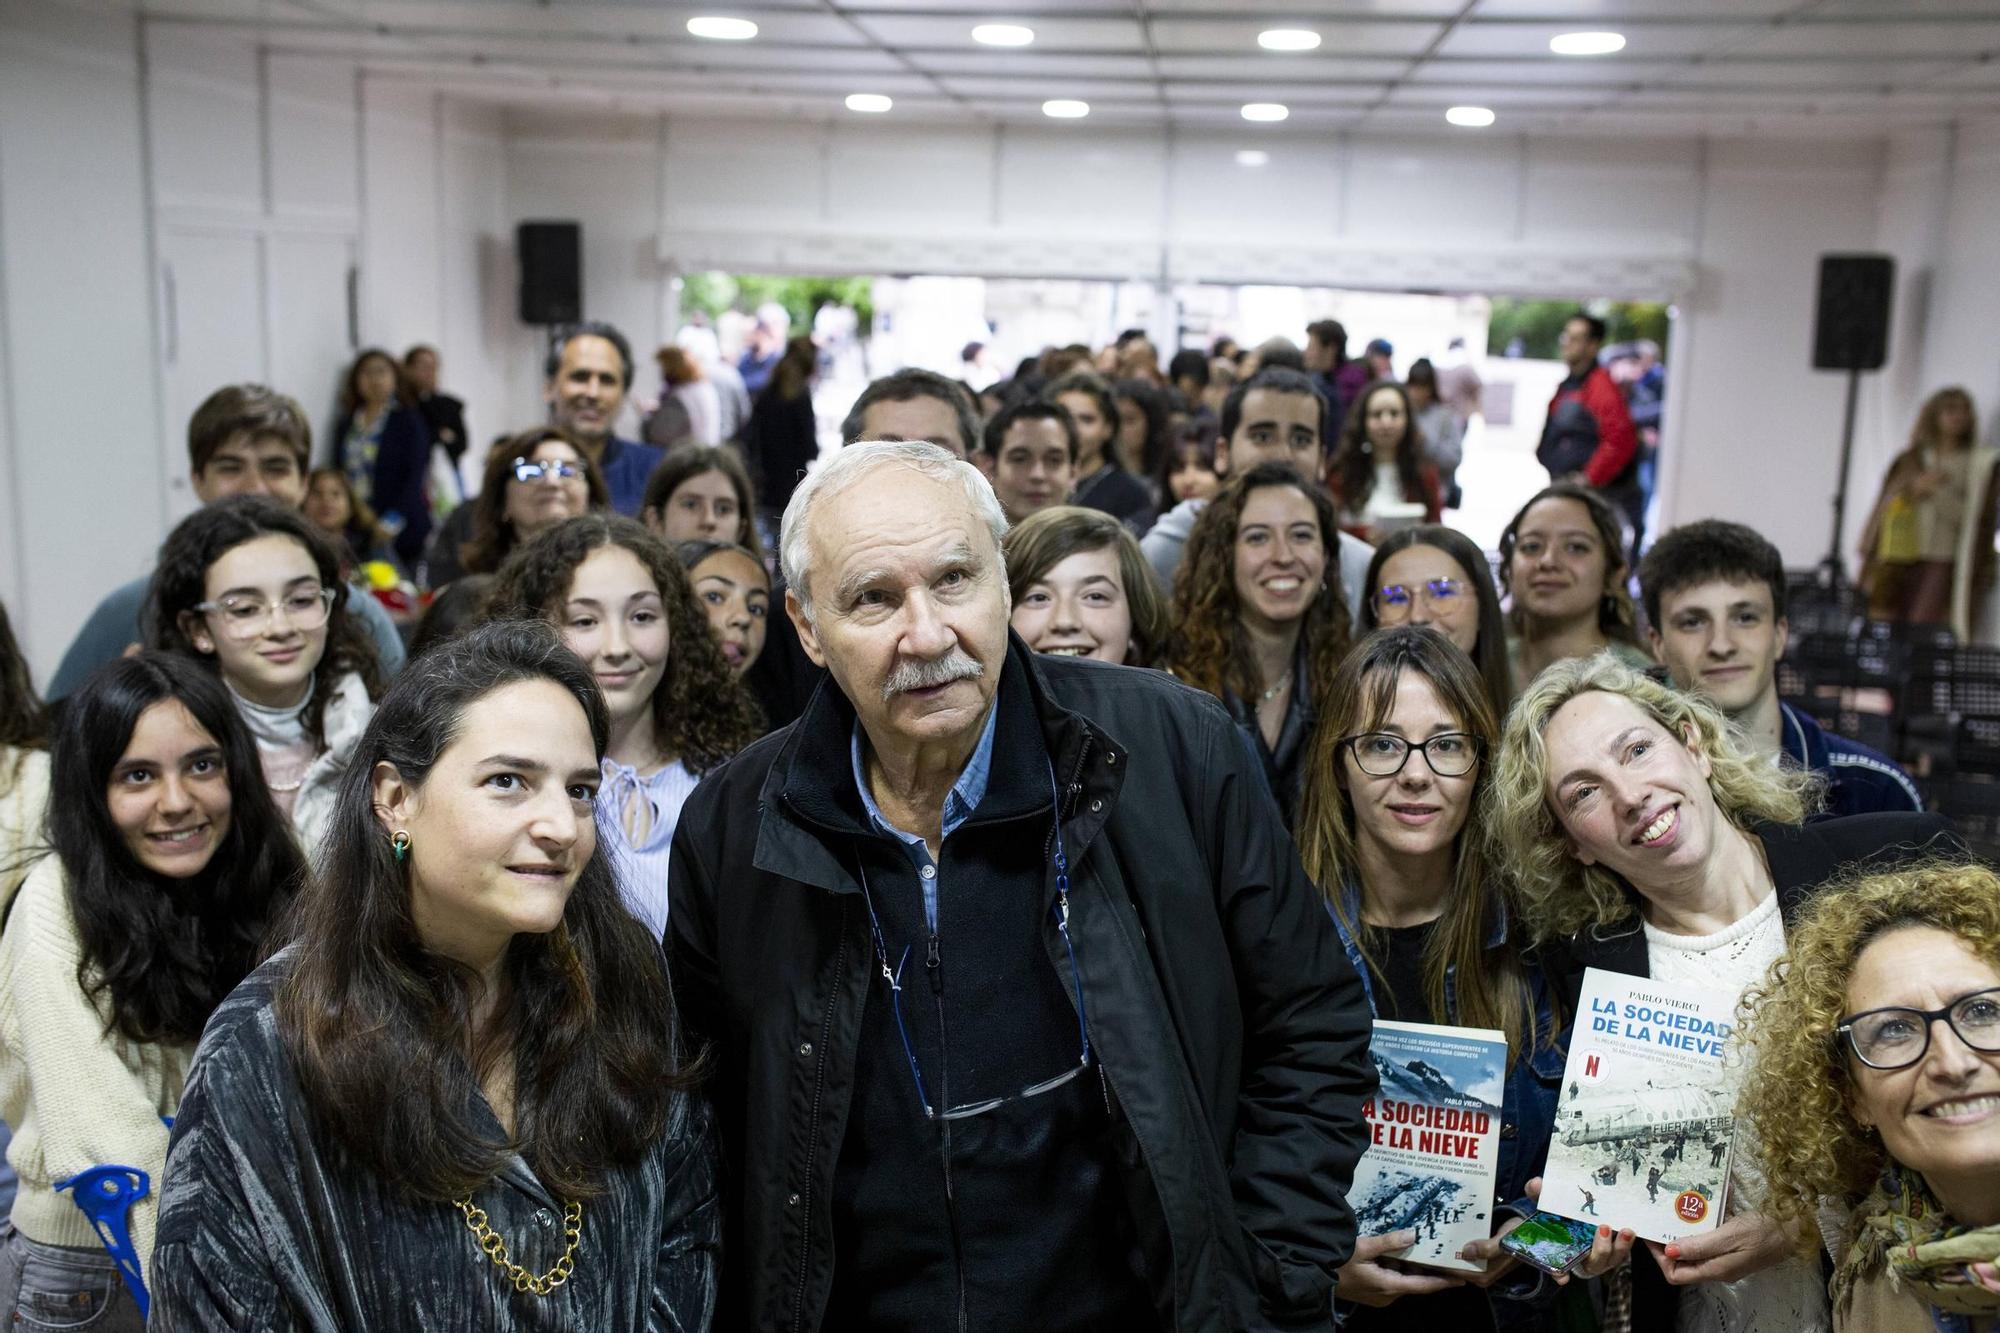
[1639,519,1922,816]
[49,385,406,699]
[1141,366,1374,619]
[980,400,1077,524]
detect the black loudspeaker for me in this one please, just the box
[1812,254,1893,371]
[517,222,582,325]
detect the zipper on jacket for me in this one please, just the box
[1041,735,1093,865]
[791,899,848,1333]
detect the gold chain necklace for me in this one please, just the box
[454,1197,584,1296]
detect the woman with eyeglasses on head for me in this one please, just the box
[1500,483,1652,690]
[145,497,383,852]
[0,653,303,1331]
[428,428,610,589]
[1004,506,1171,668]
[1487,652,1957,1333]
[487,517,762,939]
[1295,628,1563,1331]
[674,540,771,678]
[1166,461,1353,827]
[1740,862,2000,1333]
[1360,525,1514,721]
[149,621,718,1331]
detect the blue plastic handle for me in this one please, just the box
[54,1165,150,1319]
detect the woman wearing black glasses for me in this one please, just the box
[1359,526,1513,720]
[1488,653,1957,1333]
[1740,861,2000,1333]
[146,497,383,852]
[428,428,610,589]
[1295,627,1564,1331]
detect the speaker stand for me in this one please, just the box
[1817,366,1863,592]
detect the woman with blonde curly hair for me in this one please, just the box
[486,514,762,937]
[1165,460,1351,825]
[1740,862,2000,1333]
[1487,651,1955,1333]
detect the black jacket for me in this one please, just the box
[1535,811,1959,1333]
[668,638,1376,1332]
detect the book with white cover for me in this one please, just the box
[1540,967,1738,1243]
[1350,1019,1507,1273]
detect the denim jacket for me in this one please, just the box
[1326,886,1565,1332]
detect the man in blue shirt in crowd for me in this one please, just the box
[1640,519,1923,817]
[543,321,662,517]
[49,384,406,699]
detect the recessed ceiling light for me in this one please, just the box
[1258,29,1321,52]
[687,16,758,41]
[973,23,1035,47]
[1550,31,1626,56]
[1042,98,1090,119]
[1235,149,1270,166]
[1241,102,1289,123]
[1446,105,1497,128]
[845,93,893,114]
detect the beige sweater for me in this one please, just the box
[0,855,192,1274]
[0,747,49,894]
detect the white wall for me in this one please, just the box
[0,2,162,682]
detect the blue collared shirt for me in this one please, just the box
[850,699,1000,933]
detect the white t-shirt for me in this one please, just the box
[1645,893,1830,1333]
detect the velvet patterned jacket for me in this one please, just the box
[149,954,720,1332]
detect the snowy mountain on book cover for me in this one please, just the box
[1540,968,1739,1243]
[1351,1020,1506,1273]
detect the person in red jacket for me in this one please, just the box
[1538,312,1643,550]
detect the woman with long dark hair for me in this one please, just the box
[430,428,611,588]
[146,497,383,851]
[0,653,303,1329]
[1048,370,1156,532]
[150,620,718,1330]
[1112,377,1175,492]
[331,347,433,565]
[1295,628,1561,1330]
[487,517,762,937]
[1328,379,1442,541]
[1360,525,1514,721]
[1165,460,1353,825]
[1498,482,1651,689]
[743,335,820,512]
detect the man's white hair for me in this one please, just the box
[781,440,1009,626]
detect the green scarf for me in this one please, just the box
[1834,1164,2000,1320]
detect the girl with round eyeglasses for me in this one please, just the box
[146,497,383,852]
[1361,525,1514,721]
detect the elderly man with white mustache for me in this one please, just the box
[668,440,1375,1333]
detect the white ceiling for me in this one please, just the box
[134,0,2000,138]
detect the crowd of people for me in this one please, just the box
[0,306,1993,1333]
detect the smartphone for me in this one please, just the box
[1497,1211,1600,1277]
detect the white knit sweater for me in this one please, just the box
[0,855,192,1274]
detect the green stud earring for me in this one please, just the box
[391,830,412,862]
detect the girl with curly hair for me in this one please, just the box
[487,515,762,937]
[1486,651,1956,1332]
[145,496,384,852]
[0,653,303,1328]
[1166,460,1351,826]
[1739,861,2000,1333]
[1498,483,1651,690]
[1295,627,1563,1327]
[1328,380,1442,541]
